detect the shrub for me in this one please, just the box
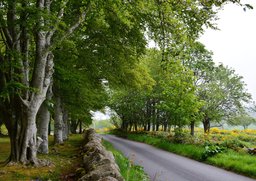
[202,142,225,160]
[173,128,186,143]
[221,138,250,151]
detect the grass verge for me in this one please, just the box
[111,130,256,179]
[0,134,83,181]
[102,140,149,181]
[207,150,256,178]
[123,133,204,161]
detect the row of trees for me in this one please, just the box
[0,0,252,165]
[109,45,254,135]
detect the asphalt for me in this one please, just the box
[102,134,256,181]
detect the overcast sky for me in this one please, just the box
[199,0,256,101]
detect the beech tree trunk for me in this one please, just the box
[79,119,83,134]
[37,103,50,154]
[54,96,63,144]
[6,102,44,164]
[48,119,52,136]
[70,120,79,134]
[37,85,53,154]
[62,109,69,140]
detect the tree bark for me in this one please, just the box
[62,109,69,140]
[79,119,82,134]
[164,122,167,132]
[203,117,210,133]
[6,104,42,164]
[190,121,195,136]
[37,85,53,154]
[144,125,147,131]
[48,118,52,136]
[37,103,50,154]
[70,120,79,134]
[54,96,63,144]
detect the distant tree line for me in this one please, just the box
[109,46,253,135]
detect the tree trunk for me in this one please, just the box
[190,121,195,136]
[79,119,82,134]
[156,124,159,131]
[62,109,69,140]
[147,122,151,131]
[20,110,39,164]
[134,123,138,132]
[152,123,155,131]
[144,125,147,131]
[48,118,51,136]
[164,122,167,132]
[156,109,160,131]
[152,100,156,131]
[203,117,210,133]
[37,103,50,154]
[37,84,53,154]
[146,100,151,131]
[54,96,63,144]
[6,105,43,164]
[70,120,78,134]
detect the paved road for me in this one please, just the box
[102,135,256,181]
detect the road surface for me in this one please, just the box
[102,135,256,181]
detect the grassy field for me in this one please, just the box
[0,134,84,181]
[102,140,149,181]
[111,128,256,179]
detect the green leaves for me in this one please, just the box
[202,143,225,160]
[201,65,251,121]
[159,60,202,127]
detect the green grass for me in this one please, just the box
[126,133,204,161]
[0,137,10,165]
[0,134,84,181]
[102,140,149,181]
[208,150,256,178]
[112,130,256,179]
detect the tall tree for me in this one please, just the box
[159,60,203,132]
[229,113,256,130]
[199,65,251,132]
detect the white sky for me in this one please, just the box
[91,108,111,121]
[199,0,256,101]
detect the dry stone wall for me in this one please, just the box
[78,129,124,181]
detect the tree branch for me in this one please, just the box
[19,95,30,107]
[46,1,91,52]
[0,28,12,49]
[45,0,53,12]
[46,0,68,45]
[59,1,91,42]
[37,0,45,8]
